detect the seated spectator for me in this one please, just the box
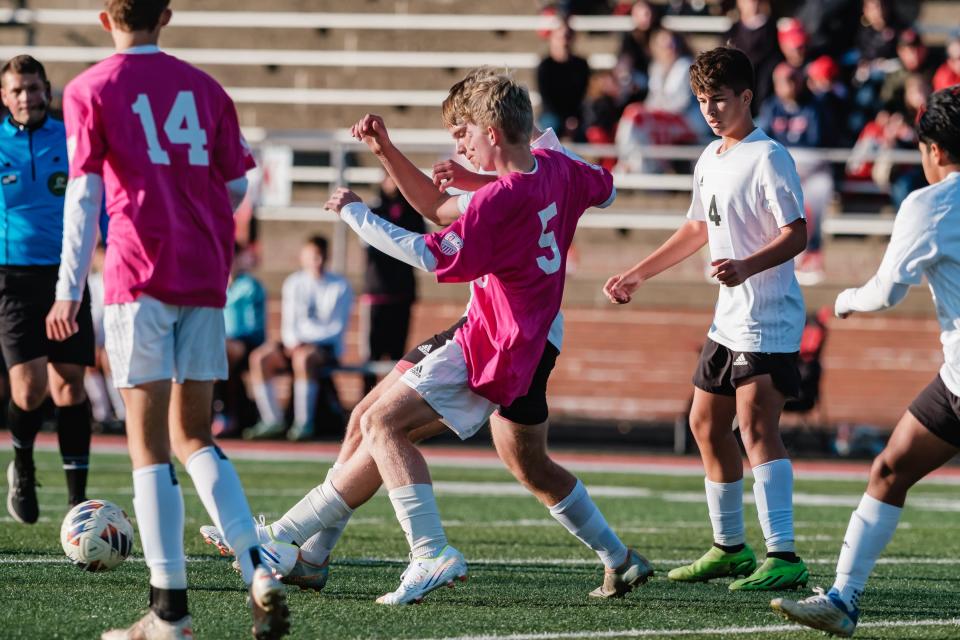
[795,0,860,59]
[213,245,266,437]
[246,235,353,442]
[807,55,850,147]
[758,63,830,284]
[617,0,661,99]
[853,0,900,64]
[848,0,902,137]
[933,35,960,91]
[644,28,706,138]
[360,178,424,394]
[583,70,624,169]
[879,28,933,115]
[83,244,125,432]
[725,0,781,108]
[537,20,591,139]
[777,18,809,71]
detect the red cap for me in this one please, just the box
[807,55,839,82]
[778,18,807,49]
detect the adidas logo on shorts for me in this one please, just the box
[418,344,433,356]
[410,365,423,378]
[733,353,748,366]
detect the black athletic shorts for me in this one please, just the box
[397,316,468,372]
[907,373,960,448]
[0,265,95,368]
[366,301,413,362]
[497,342,559,426]
[692,338,800,399]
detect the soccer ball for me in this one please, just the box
[60,499,135,571]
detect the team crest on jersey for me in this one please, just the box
[1,173,17,186]
[440,231,464,256]
[48,171,68,196]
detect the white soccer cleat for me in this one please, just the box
[249,566,290,640]
[771,587,859,637]
[200,515,273,555]
[100,611,193,640]
[376,545,468,605]
[201,518,298,577]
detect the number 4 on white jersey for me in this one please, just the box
[131,91,209,166]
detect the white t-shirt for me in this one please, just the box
[871,171,960,395]
[280,270,354,356]
[687,127,806,353]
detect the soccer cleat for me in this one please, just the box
[376,545,468,605]
[588,548,654,598]
[286,422,314,442]
[771,587,859,637]
[282,556,330,591]
[6,459,39,524]
[667,545,756,582]
[729,556,809,591]
[200,524,234,556]
[249,566,290,640]
[200,522,299,577]
[243,421,287,440]
[100,611,194,640]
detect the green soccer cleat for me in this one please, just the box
[729,556,809,591]
[667,545,757,582]
[243,421,287,440]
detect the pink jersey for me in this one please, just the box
[424,148,614,405]
[63,49,255,307]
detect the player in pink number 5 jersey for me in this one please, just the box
[45,2,288,639]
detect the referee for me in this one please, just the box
[1,55,94,523]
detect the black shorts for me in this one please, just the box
[497,342,559,426]
[0,265,95,368]
[908,374,960,448]
[397,316,468,372]
[692,338,800,399]
[365,301,413,362]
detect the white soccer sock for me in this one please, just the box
[185,446,259,585]
[752,459,796,554]
[833,493,902,609]
[389,484,448,558]
[705,477,746,547]
[298,465,353,565]
[252,381,282,425]
[271,477,353,548]
[549,479,629,569]
[293,380,319,427]
[83,370,111,422]
[132,464,187,590]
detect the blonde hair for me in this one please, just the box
[441,66,499,128]
[463,75,534,145]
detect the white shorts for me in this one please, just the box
[104,295,228,388]
[400,339,497,440]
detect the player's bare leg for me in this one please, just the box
[669,389,758,583]
[773,412,959,636]
[491,416,652,597]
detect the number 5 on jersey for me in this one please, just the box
[131,91,209,166]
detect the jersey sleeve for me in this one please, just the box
[62,81,107,178]
[424,185,503,283]
[875,194,939,285]
[758,147,805,227]
[580,159,616,210]
[686,165,706,222]
[212,91,256,183]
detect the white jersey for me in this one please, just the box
[874,171,960,395]
[687,127,806,353]
[454,127,573,351]
[280,270,354,356]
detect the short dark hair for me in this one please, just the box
[689,46,754,96]
[916,87,960,164]
[306,235,328,258]
[1,55,48,84]
[105,0,170,32]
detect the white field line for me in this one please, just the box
[32,480,960,512]
[2,554,958,567]
[415,617,960,640]
[29,440,960,485]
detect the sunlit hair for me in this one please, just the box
[462,75,534,145]
[104,0,170,32]
[689,46,754,97]
[441,66,499,129]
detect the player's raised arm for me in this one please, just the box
[47,84,105,342]
[351,113,461,226]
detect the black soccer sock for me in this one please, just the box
[149,586,189,622]
[56,399,92,505]
[767,551,800,563]
[713,542,745,554]
[9,403,43,468]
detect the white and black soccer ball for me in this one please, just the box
[60,499,135,571]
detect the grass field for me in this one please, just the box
[3,449,960,639]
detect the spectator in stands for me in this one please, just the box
[724,0,781,108]
[795,0,860,59]
[617,0,661,99]
[645,28,704,135]
[933,35,960,92]
[848,0,902,138]
[360,177,424,395]
[806,55,850,147]
[213,245,266,438]
[758,63,830,284]
[537,20,591,140]
[777,18,809,71]
[246,235,353,442]
[879,28,933,116]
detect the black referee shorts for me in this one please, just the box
[0,265,95,368]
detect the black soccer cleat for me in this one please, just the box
[7,459,39,524]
